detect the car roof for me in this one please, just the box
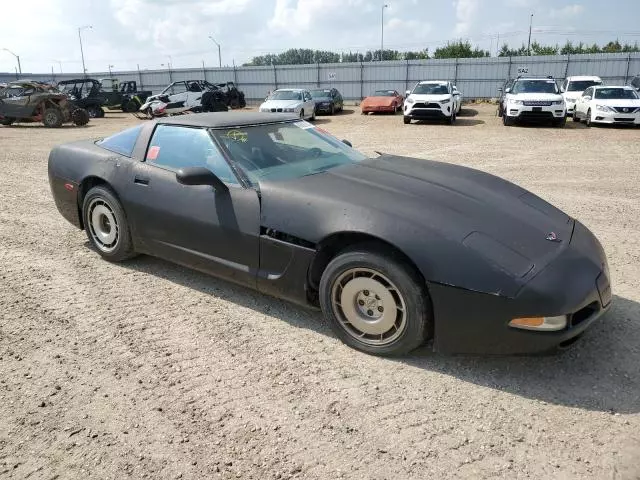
[157,112,299,128]
[566,75,602,81]
[418,80,448,84]
[274,88,304,92]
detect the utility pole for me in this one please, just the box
[209,36,222,68]
[527,14,533,56]
[380,3,389,61]
[2,48,22,75]
[108,64,114,78]
[78,25,92,76]
[53,60,63,73]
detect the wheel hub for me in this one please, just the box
[88,199,118,252]
[331,268,407,345]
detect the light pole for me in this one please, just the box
[208,36,222,68]
[380,4,389,61]
[2,48,22,76]
[108,64,114,78]
[78,25,92,76]
[527,14,534,56]
[53,59,63,73]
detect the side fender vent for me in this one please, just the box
[260,227,315,250]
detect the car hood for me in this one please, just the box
[312,96,333,103]
[408,93,451,102]
[562,93,581,101]
[592,98,640,107]
[260,99,302,109]
[362,96,396,106]
[509,93,563,101]
[259,155,574,295]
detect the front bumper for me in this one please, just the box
[315,103,335,113]
[591,110,640,125]
[566,100,576,115]
[404,103,452,119]
[430,221,611,354]
[506,104,566,122]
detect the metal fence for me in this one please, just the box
[2,52,639,102]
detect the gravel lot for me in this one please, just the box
[1,104,639,480]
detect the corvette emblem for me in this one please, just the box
[546,232,561,242]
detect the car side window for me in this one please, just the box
[584,87,593,98]
[146,125,238,184]
[171,83,187,95]
[632,76,640,88]
[561,79,568,91]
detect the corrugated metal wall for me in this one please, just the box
[2,53,639,102]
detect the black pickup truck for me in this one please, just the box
[100,78,153,112]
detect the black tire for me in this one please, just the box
[553,116,567,128]
[448,112,456,125]
[403,116,411,124]
[585,109,592,127]
[86,105,102,118]
[239,93,246,109]
[319,247,432,356]
[502,112,515,126]
[42,108,63,128]
[97,107,105,118]
[572,111,580,122]
[497,104,503,117]
[1,117,15,126]
[299,109,305,119]
[82,185,136,262]
[123,99,139,113]
[71,108,90,126]
[330,104,335,115]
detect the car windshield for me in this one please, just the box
[512,79,559,94]
[310,89,331,98]
[373,90,396,96]
[269,91,302,101]
[567,80,601,91]
[594,88,639,100]
[210,121,367,183]
[413,83,448,95]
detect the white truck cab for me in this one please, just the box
[560,76,603,116]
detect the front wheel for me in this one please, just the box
[86,105,102,118]
[448,112,456,125]
[553,116,566,128]
[319,248,432,356]
[0,117,15,126]
[82,185,136,262]
[502,112,515,126]
[585,109,592,127]
[572,111,581,122]
[403,116,411,124]
[42,107,63,128]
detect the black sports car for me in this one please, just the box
[48,112,612,356]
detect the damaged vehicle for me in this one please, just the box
[138,80,228,118]
[100,78,153,113]
[48,112,611,356]
[56,78,107,118]
[0,80,90,127]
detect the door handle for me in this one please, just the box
[134,175,150,186]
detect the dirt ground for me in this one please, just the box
[1,104,639,480]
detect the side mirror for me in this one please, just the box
[405,90,410,96]
[504,87,511,93]
[583,95,591,100]
[176,167,228,191]
[342,139,352,147]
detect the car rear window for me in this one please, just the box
[96,125,143,157]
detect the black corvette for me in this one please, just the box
[48,112,611,356]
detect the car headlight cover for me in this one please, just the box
[596,104,614,112]
[510,99,524,105]
[552,100,564,105]
[509,315,567,331]
[283,107,297,112]
[440,97,451,104]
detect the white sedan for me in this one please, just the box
[259,89,316,120]
[574,85,640,127]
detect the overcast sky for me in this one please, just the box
[1,0,639,74]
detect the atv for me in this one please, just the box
[56,78,107,118]
[0,81,90,127]
[136,80,228,119]
[213,81,246,109]
[100,78,152,113]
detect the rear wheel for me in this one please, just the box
[42,108,63,128]
[0,117,15,126]
[319,248,431,356]
[123,99,139,113]
[82,186,136,262]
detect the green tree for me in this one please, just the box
[434,40,489,59]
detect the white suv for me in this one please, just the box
[403,81,461,125]
[560,76,602,116]
[502,76,566,127]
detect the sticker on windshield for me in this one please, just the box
[226,130,248,143]
[294,121,314,129]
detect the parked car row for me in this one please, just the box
[499,74,640,127]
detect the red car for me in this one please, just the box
[361,89,404,114]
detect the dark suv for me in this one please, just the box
[56,79,107,118]
[629,74,640,92]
